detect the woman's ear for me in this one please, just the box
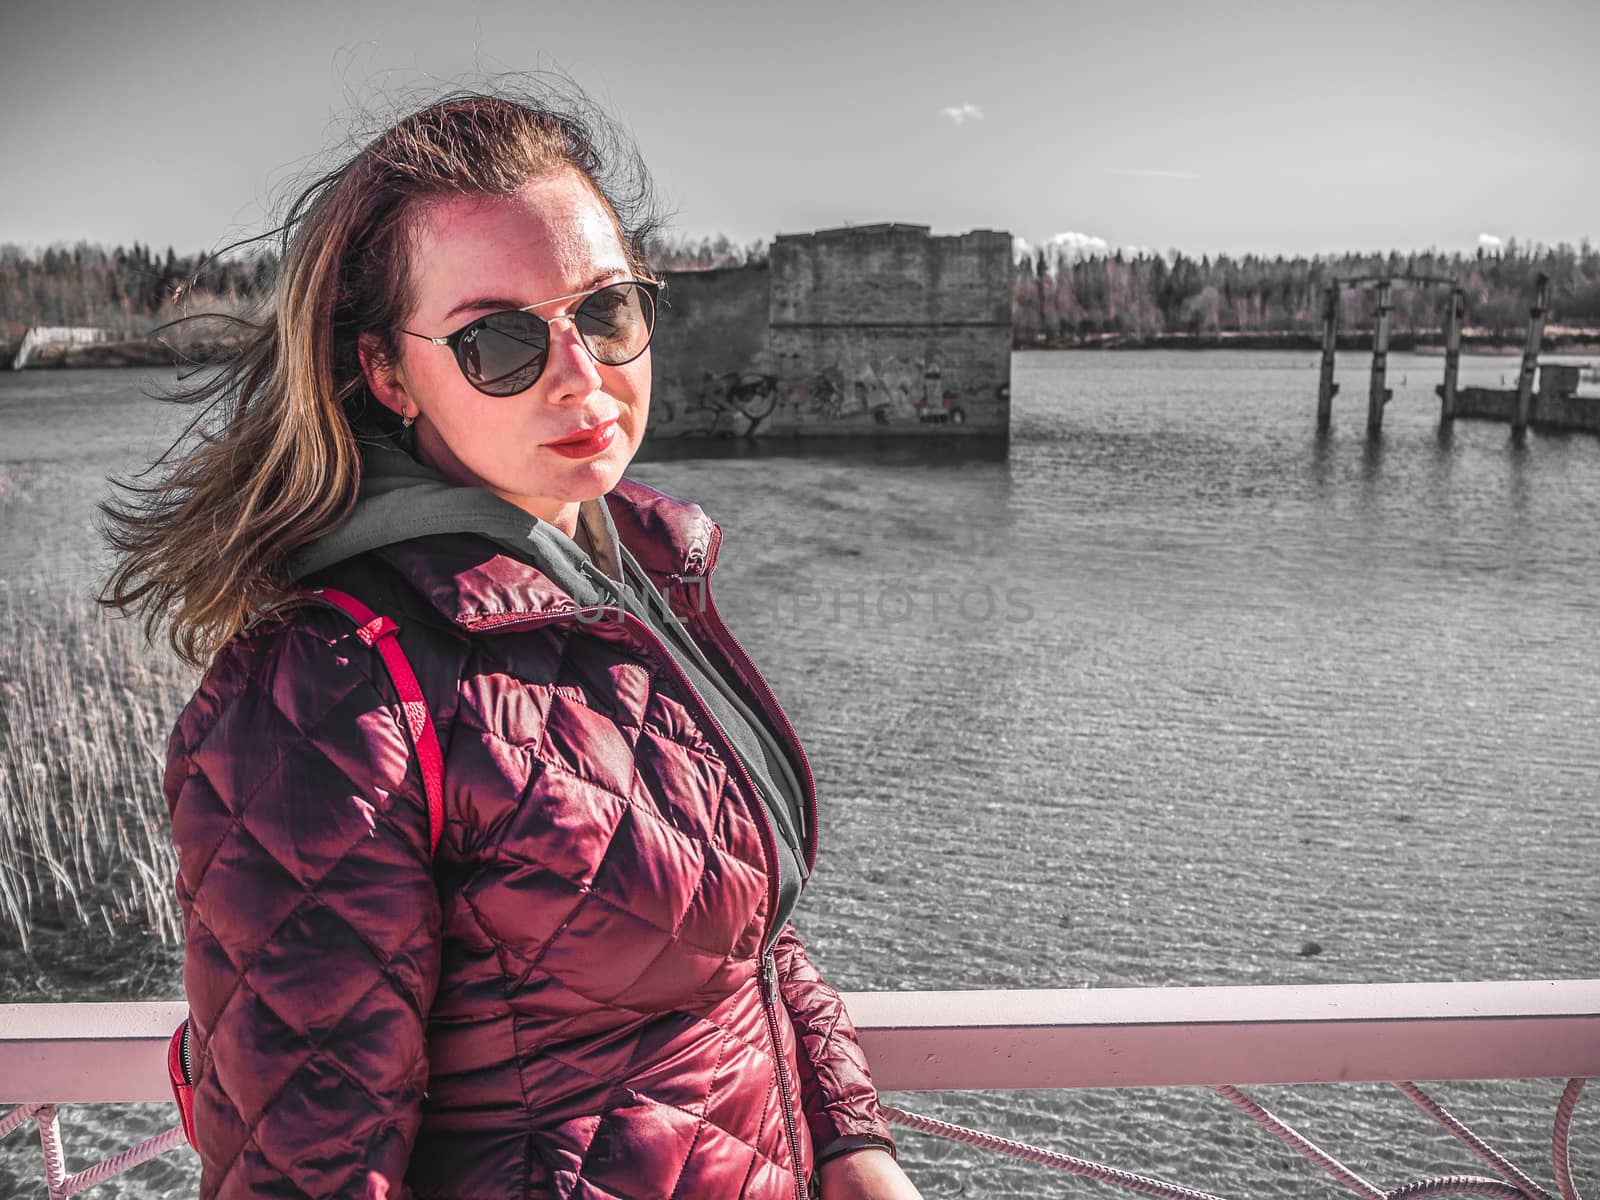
[358,332,410,419]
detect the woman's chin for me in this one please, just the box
[542,446,632,500]
[583,431,641,484]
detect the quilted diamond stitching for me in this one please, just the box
[171,539,885,1199]
[206,946,432,1190]
[181,623,413,899]
[459,714,737,859]
[529,1031,794,1181]
[661,1012,733,1200]
[175,615,441,1198]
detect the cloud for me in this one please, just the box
[1015,231,1130,269]
[1098,167,1199,181]
[1478,233,1504,251]
[941,103,983,125]
[1045,231,1111,261]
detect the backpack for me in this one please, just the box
[167,587,446,1150]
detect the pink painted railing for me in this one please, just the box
[2,979,1595,1198]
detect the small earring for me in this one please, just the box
[401,407,415,429]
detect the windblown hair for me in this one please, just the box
[99,82,662,666]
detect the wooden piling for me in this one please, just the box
[1513,273,1550,437]
[1367,278,1393,436]
[1438,287,1463,424]
[1316,284,1340,431]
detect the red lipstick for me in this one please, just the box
[546,419,618,458]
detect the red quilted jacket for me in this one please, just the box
[164,473,894,1199]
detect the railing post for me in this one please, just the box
[1367,278,1393,436]
[1439,286,1463,424]
[1514,273,1550,438]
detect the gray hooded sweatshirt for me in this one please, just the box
[289,434,809,928]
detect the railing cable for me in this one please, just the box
[1211,1084,1538,1199]
[1553,1079,1586,1200]
[0,1103,188,1200]
[1212,1084,1386,1199]
[0,1103,40,1140]
[48,1124,189,1198]
[1393,1081,1553,1200]
[34,1105,72,1199]
[886,1082,1586,1200]
[3,1077,1588,1197]
[881,1104,1231,1200]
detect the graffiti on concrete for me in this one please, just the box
[655,352,974,436]
[654,369,782,437]
[780,354,965,427]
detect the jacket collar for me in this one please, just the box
[295,434,722,629]
[364,475,721,630]
[604,476,719,582]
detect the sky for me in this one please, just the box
[3,0,1597,261]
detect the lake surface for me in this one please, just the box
[2,352,1596,1197]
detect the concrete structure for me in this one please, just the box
[1316,274,1461,435]
[1315,274,1600,437]
[1513,274,1553,436]
[1453,363,1600,434]
[11,326,110,369]
[647,224,1013,440]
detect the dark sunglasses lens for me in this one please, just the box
[574,283,656,366]
[459,310,549,396]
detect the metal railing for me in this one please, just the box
[2,979,1595,1198]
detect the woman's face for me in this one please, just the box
[362,170,650,536]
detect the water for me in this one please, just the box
[0,368,197,593]
[2,353,1596,1196]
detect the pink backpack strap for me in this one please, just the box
[302,586,445,856]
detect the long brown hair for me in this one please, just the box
[99,83,661,666]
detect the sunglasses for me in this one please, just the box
[399,279,661,397]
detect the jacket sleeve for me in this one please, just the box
[165,616,442,1199]
[770,922,897,1163]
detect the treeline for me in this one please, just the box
[0,242,274,341]
[0,234,764,345]
[7,237,1600,349]
[644,233,768,271]
[1015,241,1600,344]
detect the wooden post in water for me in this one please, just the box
[1513,273,1550,437]
[1367,278,1394,436]
[1316,283,1340,430]
[1439,286,1464,424]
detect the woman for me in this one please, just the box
[103,88,921,1200]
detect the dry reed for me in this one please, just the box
[0,585,195,950]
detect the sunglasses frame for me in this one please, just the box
[398,278,663,397]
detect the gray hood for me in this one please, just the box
[287,435,619,606]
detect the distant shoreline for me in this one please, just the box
[1020,328,1600,355]
[0,334,244,371]
[5,329,1600,370]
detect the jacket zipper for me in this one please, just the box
[760,951,809,1200]
[179,1019,194,1085]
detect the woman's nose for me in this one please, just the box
[540,315,603,401]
